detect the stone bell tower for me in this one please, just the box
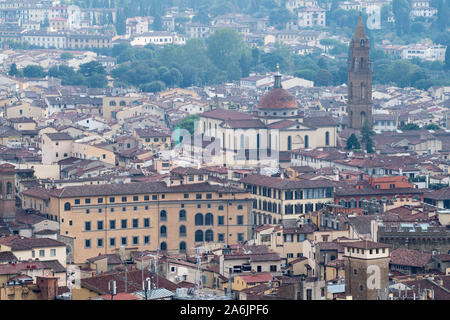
[0,163,16,222]
[348,14,373,130]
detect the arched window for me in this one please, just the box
[205,230,214,242]
[205,213,213,225]
[179,241,186,253]
[304,135,309,148]
[287,136,292,150]
[240,134,245,148]
[195,230,204,242]
[160,210,167,221]
[179,225,186,237]
[195,213,203,226]
[109,101,116,106]
[64,202,71,211]
[6,182,12,199]
[179,210,186,221]
[325,131,330,146]
[160,225,167,237]
[160,242,167,251]
[119,100,126,106]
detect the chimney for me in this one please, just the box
[36,276,58,300]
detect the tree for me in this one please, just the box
[315,69,334,86]
[8,63,20,77]
[207,29,246,72]
[140,80,166,92]
[401,123,421,130]
[392,0,410,36]
[60,52,74,60]
[445,46,450,71]
[152,13,163,31]
[346,133,361,150]
[269,8,294,30]
[79,61,106,77]
[22,65,46,78]
[177,114,199,135]
[361,120,375,153]
[425,123,441,130]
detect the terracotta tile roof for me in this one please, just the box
[424,187,450,200]
[0,251,18,263]
[0,236,66,250]
[390,248,432,268]
[200,108,253,121]
[81,269,179,295]
[241,174,336,189]
[342,240,390,250]
[238,273,274,284]
[258,88,297,110]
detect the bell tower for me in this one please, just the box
[0,163,16,222]
[348,15,372,130]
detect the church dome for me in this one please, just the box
[257,87,298,110]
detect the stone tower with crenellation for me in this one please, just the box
[348,15,373,130]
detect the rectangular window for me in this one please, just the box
[122,196,127,202]
[98,198,103,203]
[144,195,149,201]
[184,194,189,199]
[97,238,103,247]
[50,249,56,257]
[206,194,212,199]
[218,216,224,225]
[121,237,127,245]
[237,233,244,242]
[133,236,138,245]
[110,238,116,247]
[144,236,150,244]
[121,219,127,229]
[218,233,225,242]
[237,216,244,225]
[152,195,157,200]
[97,221,103,230]
[133,196,139,201]
[196,194,202,199]
[109,197,115,203]
[85,240,91,248]
[144,218,150,228]
[133,219,138,228]
[85,198,91,204]
[75,199,80,204]
[85,221,91,231]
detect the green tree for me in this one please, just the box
[207,29,246,72]
[176,114,199,135]
[346,133,361,150]
[361,120,375,153]
[140,80,166,92]
[60,52,74,60]
[445,46,450,70]
[8,63,20,77]
[401,123,421,130]
[425,123,441,130]
[22,65,46,78]
[152,13,163,31]
[79,61,106,77]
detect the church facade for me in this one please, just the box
[194,72,338,168]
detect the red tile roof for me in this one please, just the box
[390,248,432,268]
